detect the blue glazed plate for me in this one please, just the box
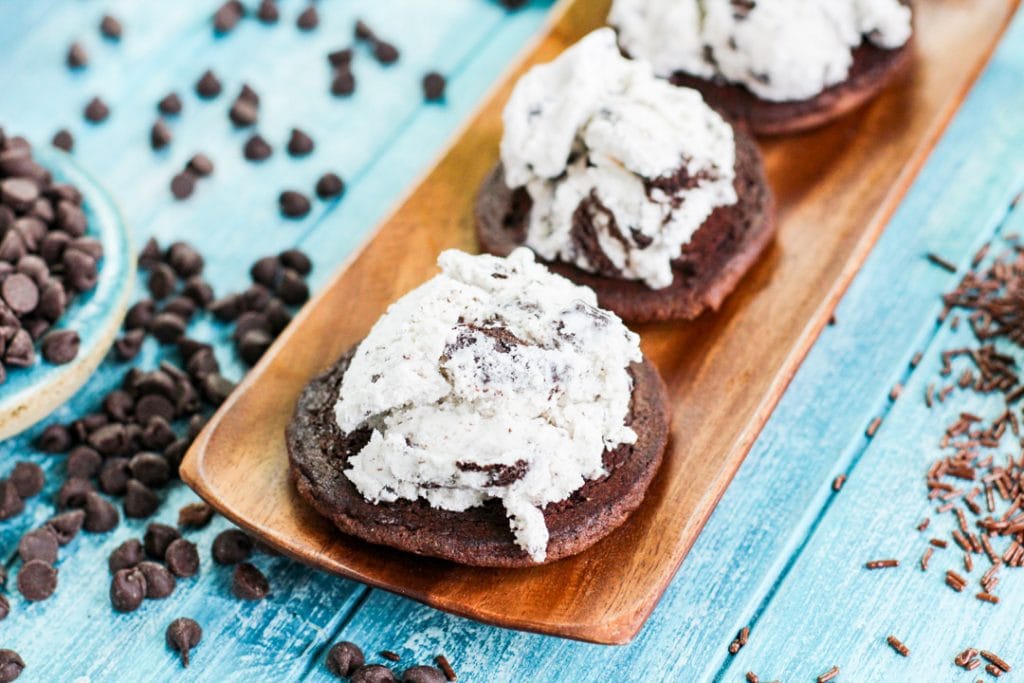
[0,149,134,439]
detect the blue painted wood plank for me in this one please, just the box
[0,2,557,681]
[317,11,1024,682]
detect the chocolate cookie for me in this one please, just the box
[286,347,669,567]
[668,37,914,136]
[475,128,775,323]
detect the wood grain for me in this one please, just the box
[182,0,1020,644]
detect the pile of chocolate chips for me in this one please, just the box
[1,128,100,381]
[325,640,457,683]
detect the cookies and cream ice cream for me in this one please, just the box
[610,0,912,102]
[500,28,738,290]
[334,248,642,562]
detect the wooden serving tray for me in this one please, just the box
[181,0,1019,644]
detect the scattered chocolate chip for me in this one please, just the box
[109,538,144,572]
[352,665,398,683]
[158,92,183,116]
[286,128,314,157]
[279,190,311,218]
[57,476,94,508]
[249,256,280,287]
[83,491,120,532]
[17,559,57,602]
[229,99,258,127]
[209,293,242,321]
[110,566,147,612]
[212,529,253,564]
[0,650,24,682]
[0,480,24,520]
[66,444,103,481]
[124,479,160,518]
[331,70,356,96]
[167,242,204,277]
[36,423,72,452]
[243,134,273,161]
[18,527,59,565]
[401,666,445,683]
[147,263,178,300]
[63,249,98,292]
[41,329,80,364]
[4,328,35,367]
[213,0,245,34]
[67,42,88,69]
[279,249,312,275]
[52,129,74,152]
[373,41,399,65]
[237,329,272,365]
[144,523,181,560]
[186,154,214,177]
[87,422,128,455]
[99,14,123,40]
[164,538,200,578]
[328,48,354,68]
[170,172,195,200]
[2,273,38,315]
[195,70,222,99]
[231,562,269,600]
[84,97,110,123]
[166,617,202,667]
[256,0,279,23]
[296,5,319,30]
[178,502,214,530]
[327,642,365,678]
[199,372,235,405]
[114,329,145,361]
[276,269,309,305]
[138,561,176,599]
[315,172,344,199]
[151,119,173,150]
[9,462,44,498]
[135,393,175,424]
[46,509,85,544]
[354,20,375,41]
[422,72,446,102]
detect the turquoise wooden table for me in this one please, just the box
[1,1,1023,680]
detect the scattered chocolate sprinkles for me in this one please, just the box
[886,635,909,657]
[831,474,846,492]
[816,665,839,683]
[381,650,401,662]
[864,559,898,570]
[927,252,958,273]
[435,655,456,681]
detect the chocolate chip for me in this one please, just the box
[138,561,176,598]
[232,562,269,600]
[249,256,280,287]
[131,453,171,489]
[354,20,375,41]
[84,97,110,123]
[401,666,445,683]
[39,231,71,264]
[276,269,309,305]
[373,42,399,65]
[46,509,85,544]
[9,462,44,498]
[3,329,34,367]
[158,92,183,116]
[166,617,202,667]
[52,129,74,152]
[186,154,214,177]
[36,280,67,321]
[296,5,319,30]
[67,42,88,69]
[135,393,176,423]
[0,596,9,623]
[0,178,38,212]
[328,47,353,67]
[67,236,103,261]
[187,414,208,440]
[185,349,219,379]
[137,369,177,398]
[108,538,144,572]
[99,14,123,40]
[18,527,59,564]
[63,249,98,292]
[17,560,57,602]
[315,173,344,199]
[167,242,204,277]
[0,650,24,682]
[243,134,273,161]
[83,491,119,531]
[142,417,176,451]
[209,293,242,321]
[56,201,87,236]
[143,523,180,561]
[170,172,195,200]
[200,372,235,405]
[212,529,253,565]
[165,538,200,578]
[182,277,215,307]
[41,329,79,364]
[147,263,178,301]
[114,329,145,361]
[65,447,100,480]
[0,480,24,520]
[326,642,365,678]
[237,329,272,365]
[36,423,72,452]
[125,301,155,333]
[279,190,310,218]
[111,567,147,612]
[240,285,271,313]
[195,70,222,99]
[234,311,270,338]
[229,99,258,127]
[124,479,159,518]
[265,298,292,334]
[352,665,398,683]
[422,72,446,102]
[213,0,245,34]
[331,69,356,96]
[87,422,127,456]
[279,249,312,276]
[286,128,314,157]
[178,502,214,529]
[57,477,94,508]
[151,119,173,150]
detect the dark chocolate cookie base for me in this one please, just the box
[286,348,670,568]
[475,128,775,322]
[669,37,914,136]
